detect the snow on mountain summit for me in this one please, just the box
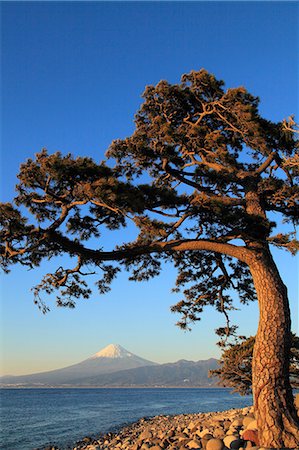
[91,344,133,359]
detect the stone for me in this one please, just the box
[206,438,224,450]
[158,430,166,439]
[139,430,153,441]
[200,428,213,438]
[226,427,238,436]
[295,393,299,409]
[245,419,257,431]
[213,428,225,439]
[242,416,255,428]
[186,439,202,449]
[203,433,213,440]
[188,421,197,430]
[242,430,259,446]
[223,420,232,429]
[223,435,239,448]
[231,419,243,427]
[230,439,244,449]
[201,438,209,449]
[244,443,253,449]
[176,432,189,441]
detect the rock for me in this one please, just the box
[245,419,257,431]
[206,438,224,450]
[167,429,175,437]
[188,421,197,429]
[226,427,238,436]
[213,428,225,439]
[242,430,259,446]
[200,428,213,438]
[231,418,243,427]
[203,433,213,440]
[223,420,232,429]
[201,438,209,449]
[242,416,255,428]
[230,438,244,449]
[138,430,153,441]
[187,440,202,449]
[295,393,299,409]
[223,435,239,448]
[244,443,253,449]
[68,405,261,450]
[176,432,189,441]
[129,443,139,450]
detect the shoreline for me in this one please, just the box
[42,405,262,450]
[48,398,299,450]
[1,385,226,389]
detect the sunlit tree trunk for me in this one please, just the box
[250,248,299,447]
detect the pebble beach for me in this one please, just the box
[41,403,299,450]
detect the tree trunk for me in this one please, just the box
[250,248,299,448]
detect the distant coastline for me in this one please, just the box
[1,384,224,389]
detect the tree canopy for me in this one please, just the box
[210,334,299,395]
[1,70,297,333]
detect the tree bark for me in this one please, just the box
[250,248,299,448]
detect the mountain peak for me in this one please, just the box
[91,344,132,359]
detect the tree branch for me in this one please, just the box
[254,152,277,175]
[191,192,244,207]
[41,230,251,264]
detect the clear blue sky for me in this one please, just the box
[1,1,298,375]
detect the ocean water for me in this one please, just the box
[0,388,252,450]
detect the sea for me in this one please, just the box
[0,388,252,450]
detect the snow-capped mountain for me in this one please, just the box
[0,344,219,387]
[0,344,157,386]
[90,344,139,359]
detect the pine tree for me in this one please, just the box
[210,334,299,395]
[1,69,299,447]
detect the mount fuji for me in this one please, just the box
[0,344,219,387]
[0,344,157,386]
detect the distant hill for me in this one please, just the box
[78,358,219,387]
[0,344,219,387]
